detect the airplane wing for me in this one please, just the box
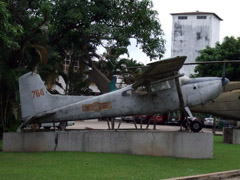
[132,56,187,88]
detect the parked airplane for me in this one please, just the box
[184,61,240,121]
[17,56,229,132]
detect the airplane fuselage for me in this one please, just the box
[31,77,223,123]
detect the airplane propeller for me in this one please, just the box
[184,60,240,87]
[222,62,226,81]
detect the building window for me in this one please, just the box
[178,16,187,20]
[74,61,79,67]
[65,60,70,65]
[197,16,207,19]
[196,32,201,40]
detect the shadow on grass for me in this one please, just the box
[0,139,2,151]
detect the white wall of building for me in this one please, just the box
[171,13,221,76]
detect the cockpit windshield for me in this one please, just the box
[134,86,148,95]
[151,80,171,92]
[179,75,190,85]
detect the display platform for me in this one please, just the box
[3,130,213,159]
[223,127,240,144]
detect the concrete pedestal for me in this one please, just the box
[233,129,240,144]
[237,121,240,127]
[3,130,213,159]
[223,127,233,143]
[223,127,240,144]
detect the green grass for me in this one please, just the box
[0,136,239,180]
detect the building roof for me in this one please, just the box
[171,11,223,21]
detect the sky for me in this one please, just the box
[128,0,240,65]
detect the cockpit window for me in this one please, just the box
[122,89,132,97]
[179,76,190,85]
[134,86,148,96]
[151,80,171,92]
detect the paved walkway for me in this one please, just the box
[166,170,240,180]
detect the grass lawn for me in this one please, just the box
[0,136,239,180]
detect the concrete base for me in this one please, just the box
[223,127,233,143]
[237,121,240,127]
[233,129,240,144]
[3,130,213,159]
[223,127,240,144]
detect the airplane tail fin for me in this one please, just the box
[18,72,54,121]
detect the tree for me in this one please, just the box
[93,57,144,91]
[0,0,56,133]
[48,0,165,93]
[0,1,22,53]
[3,0,165,86]
[0,2,23,134]
[93,45,145,92]
[194,36,240,80]
[49,0,165,64]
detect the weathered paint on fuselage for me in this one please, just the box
[34,78,223,123]
[191,89,240,120]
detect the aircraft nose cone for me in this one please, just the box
[222,78,229,86]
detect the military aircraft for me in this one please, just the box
[17,56,229,132]
[191,81,240,121]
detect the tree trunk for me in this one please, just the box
[3,95,10,131]
[0,95,5,132]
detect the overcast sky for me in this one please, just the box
[128,0,240,64]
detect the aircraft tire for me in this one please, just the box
[190,121,202,132]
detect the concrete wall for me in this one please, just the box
[223,127,233,143]
[223,128,240,144]
[233,129,240,144]
[237,121,240,127]
[3,130,213,159]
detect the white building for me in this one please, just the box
[171,11,222,76]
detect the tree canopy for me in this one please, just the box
[1,0,165,67]
[194,36,240,80]
[49,0,165,64]
[0,1,22,52]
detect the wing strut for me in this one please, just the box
[174,76,192,131]
[175,78,203,132]
[175,77,185,109]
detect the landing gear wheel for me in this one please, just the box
[190,121,202,132]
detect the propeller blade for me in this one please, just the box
[221,63,229,86]
[222,62,226,81]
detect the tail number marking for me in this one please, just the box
[32,89,44,98]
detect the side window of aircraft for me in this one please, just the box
[134,86,148,96]
[122,89,132,97]
[179,76,190,86]
[151,80,171,93]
